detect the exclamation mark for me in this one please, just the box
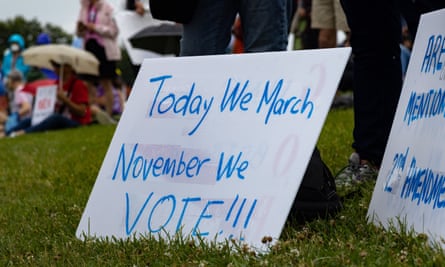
[225,194,239,221]
[225,196,257,236]
[243,199,257,229]
[232,198,247,228]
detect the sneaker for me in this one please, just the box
[8,130,25,138]
[331,93,354,109]
[335,152,379,189]
[95,109,117,125]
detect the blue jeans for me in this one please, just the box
[180,0,293,56]
[24,114,80,134]
[7,117,31,135]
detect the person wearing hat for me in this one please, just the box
[0,69,33,137]
[1,34,30,81]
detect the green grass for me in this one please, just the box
[1,109,444,266]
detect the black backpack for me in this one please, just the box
[288,147,342,224]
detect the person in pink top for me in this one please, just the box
[77,0,121,118]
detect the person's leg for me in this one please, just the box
[24,114,80,133]
[6,117,31,135]
[180,0,238,56]
[240,0,293,52]
[84,79,98,108]
[341,0,402,166]
[91,104,117,125]
[100,78,114,116]
[333,0,350,46]
[311,0,336,48]
[318,29,337,48]
[85,38,116,117]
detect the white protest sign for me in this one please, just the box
[368,8,445,246]
[31,85,57,126]
[115,9,179,64]
[76,48,351,249]
[115,10,157,40]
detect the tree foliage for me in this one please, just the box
[0,15,73,53]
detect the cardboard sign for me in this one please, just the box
[76,48,351,248]
[368,8,445,246]
[31,85,57,126]
[115,9,178,64]
[115,10,156,40]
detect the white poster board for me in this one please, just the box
[77,48,351,249]
[115,10,156,40]
[368,8,445,247]
[115,9,178,64]
[31,85,57,126]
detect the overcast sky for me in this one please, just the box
[0,0,122,34]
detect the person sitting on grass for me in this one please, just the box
[90,76,126,125]
[0,70,33,137]
[10,60,91,137]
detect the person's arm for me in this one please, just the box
[85,3,119,38]
[17,101,31,118]
[134,0,147,16]
[117,89,125,113]
[76,4,88,37]
[57,87,87,117]
[16,91,32,118]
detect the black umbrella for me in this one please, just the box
[129,23,183,56]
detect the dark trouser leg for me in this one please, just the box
[341,0,403,166]
[25,114,80,133]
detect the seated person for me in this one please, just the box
[10,60,91,136]
[90,78,126,124]
[97,80,125,116]
[1,33,30,80]
[0,70,33,137]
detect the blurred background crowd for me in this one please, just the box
[0,0,416,137]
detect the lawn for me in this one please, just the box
[1,108,444,266]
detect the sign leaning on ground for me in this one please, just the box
[31,85,57,126]
[76,48,351,249]
[368,8,445,247]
